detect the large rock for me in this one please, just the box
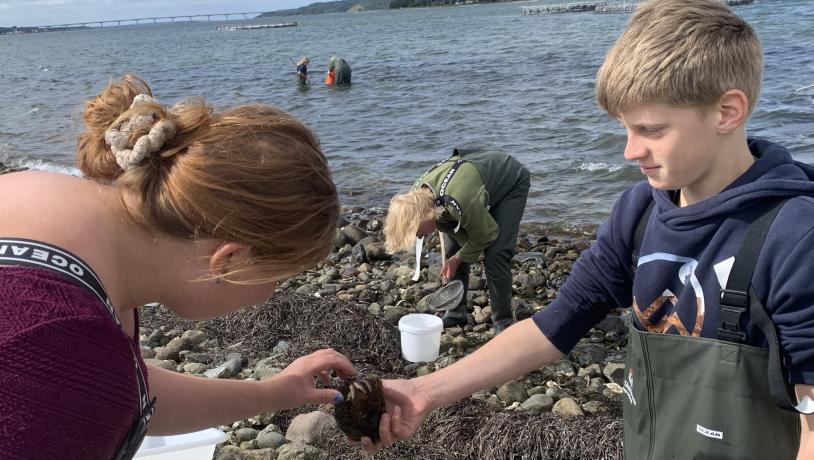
[253,357,283,380]
[363,241,390,261]
[284,411,337,446]
[520,394,555,412]
[204,356,243,379]
[256,428,289,450]
[569,343,608,367]
[154,336,192,361]
[382,306,408,326]
[497,381,528,404]
[181,329,206,345]
[541,360,576,379]
[351,237,373,263]
[603,363,626,386]
[341,225,369,245]
[552,397,584,416]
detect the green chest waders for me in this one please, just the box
[623,325,799,460]
[625,198,806,459]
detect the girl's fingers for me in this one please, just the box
[319,370,331,386]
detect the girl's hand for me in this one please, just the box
[262,348,357,409]
[359,378,433,454]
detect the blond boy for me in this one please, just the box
[363,1,814,458]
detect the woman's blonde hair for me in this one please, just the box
[77,75,339,283]
[596,0,762,117]
[384,187,441,253]
[297,57,310,66]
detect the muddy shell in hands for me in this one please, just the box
[333,375,385,442]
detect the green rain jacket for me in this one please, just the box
[412,149,527,263]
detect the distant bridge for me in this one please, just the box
[27,12,267,30]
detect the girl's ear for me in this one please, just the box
[209,242,251,278]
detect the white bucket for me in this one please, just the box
[134,428,226,460]
[398,313,443,363]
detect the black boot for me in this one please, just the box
[442,304,468,328]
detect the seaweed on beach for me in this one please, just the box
[312,399,623,460]
[141,293,623,459]
[139,291,405,374]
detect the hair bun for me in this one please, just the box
[105,94,177,170]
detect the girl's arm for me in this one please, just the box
[146,348,355,435]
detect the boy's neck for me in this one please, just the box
[679,131,754,207]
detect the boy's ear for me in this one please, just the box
[209,242,251,277]
[716,89,750,134]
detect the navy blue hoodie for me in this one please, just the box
[533,139,814,384]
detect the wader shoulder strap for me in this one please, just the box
[717,200,811,413]
[413,152,460,190]
[630,198,654,276]
[434,159,465,232]
[718,199,786,342]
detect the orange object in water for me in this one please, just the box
[325,69,336,85]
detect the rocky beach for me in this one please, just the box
[137,203,628,460]
[1,162,626,459]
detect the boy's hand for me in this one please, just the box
[263,348,356,409]
[441,255,461,282]
[359,379,432,454]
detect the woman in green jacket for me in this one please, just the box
[385,148,530,334]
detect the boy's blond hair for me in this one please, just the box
[596,0,763,116]
[384,188,441,253]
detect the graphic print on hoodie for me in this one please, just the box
[533,138,814,384]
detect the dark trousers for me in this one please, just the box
[336,67,351,84]
[445,169,530,326]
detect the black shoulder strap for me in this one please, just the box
[433,159,465,232]
[718,199,786,342]
[717,199,810,413]
[631,198,655,276]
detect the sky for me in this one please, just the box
[0,0,317,27]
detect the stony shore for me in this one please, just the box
[140,206,628,459]
[0,163,626,459]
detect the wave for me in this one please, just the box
[575,161,624,173]
[0,150,80,176]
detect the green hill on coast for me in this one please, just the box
[259,0,390,16]
[259,0,510,16]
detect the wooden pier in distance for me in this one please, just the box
[522,0,754,15]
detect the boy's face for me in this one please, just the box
[618,103,725,198]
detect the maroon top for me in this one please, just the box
[0,266,148,459]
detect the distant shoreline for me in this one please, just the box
[0,25,88,35]
[260,0,520,18]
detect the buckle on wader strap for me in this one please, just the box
[718,288,747,343]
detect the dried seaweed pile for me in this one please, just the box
[140,292,404,374]
[316,399,623,460]
[140,293,623,459]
